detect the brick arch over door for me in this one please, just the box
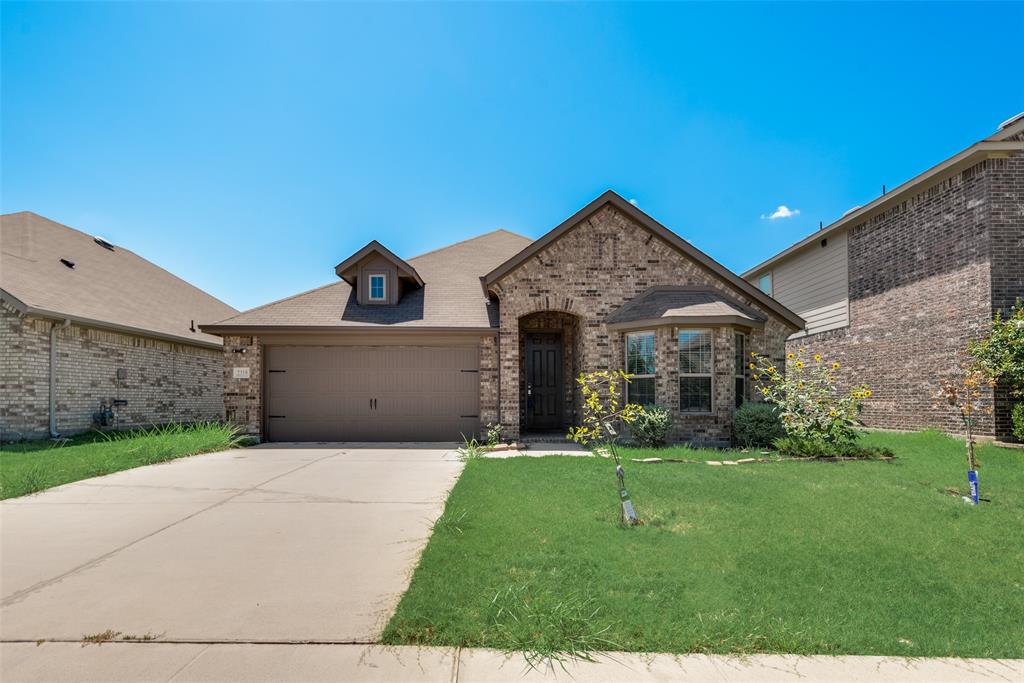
[488,204,795,442]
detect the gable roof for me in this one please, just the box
[334,240,424,286]
[484,190,804,329]
[1,212,237,348]
[607,286,768,331]
[201,229,532,332]
[743,115,1024,279]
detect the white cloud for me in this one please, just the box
[761,205,800,220]
[628,198,639,207]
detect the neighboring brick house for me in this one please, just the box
[744,114,1024,441]
[202,191,802,445]
[1,212,237,440]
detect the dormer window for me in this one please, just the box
[334,240,424,306]
[369,274,386,302]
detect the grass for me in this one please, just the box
[0,422,245,499]
[382,430,1024,660]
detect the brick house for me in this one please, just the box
[0,212,237,440]
[202,191,802,445]
[743,114,1024,441]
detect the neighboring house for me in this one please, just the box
[744,114,1024,441]
[1,212,238,440]
[202,191,803,444]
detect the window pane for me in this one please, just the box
[758,273,773,295]
[679,377,712,413]
[628,377,656,407]
[626,333,656,376]
[370,276,384,299]
[734,333,745,376]
[678,330,712,374]
[735,376,745,408]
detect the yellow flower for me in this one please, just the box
[749,362,756,369]
[750,351,757,358]
[752,374,759,380]
[832,362,841,370]
[761,387,769,395]
[829,409,838,417]
[795,360,804,369]
[767,366,776,374]
[813,354,821,362]
[865,389,872,397]
[799,347,806,353]
[786,352,795,360]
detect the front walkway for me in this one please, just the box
[1,643,1019,682]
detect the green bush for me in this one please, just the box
[774,436,893,460]
[630,406,671,447]
[1012,402,1024,442]
[732,402,785,447]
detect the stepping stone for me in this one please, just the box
[723,460,738,465]
[634,457,663,463]
[736,458,756,463]
[706,460,723,466]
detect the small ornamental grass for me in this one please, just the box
[0,422,244,499]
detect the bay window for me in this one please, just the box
[678,329,713,413]
[625,331,656,407]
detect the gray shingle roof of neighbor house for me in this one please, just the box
[0,211,237,348]
[201,229,534,332]
[606,286,768,330]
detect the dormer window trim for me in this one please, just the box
[368,273,387,302]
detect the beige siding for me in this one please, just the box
[753,230,849,338]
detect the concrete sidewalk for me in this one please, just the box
[1,643,1020,682]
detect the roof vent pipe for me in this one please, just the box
[49,319,72,438]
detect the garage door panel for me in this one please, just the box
[265,345,479,442]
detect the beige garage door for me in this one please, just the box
[264,346,480,442]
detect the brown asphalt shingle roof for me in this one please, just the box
[204,229,533,330]
[607,286,767,329]
[1,212,237,347]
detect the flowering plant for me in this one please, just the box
[566,370,645,446]
[749,347,870,445]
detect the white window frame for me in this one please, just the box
[734,331,747,407]
[678,328,714,415]
[757,272,773,296]
[624,331,656,407]
[368,273,387,302]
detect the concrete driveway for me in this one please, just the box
[0,444,463,644]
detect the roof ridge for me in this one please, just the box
[408,228,531,261]
[207,279,344,325]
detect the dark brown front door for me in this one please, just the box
[525,333,562,430]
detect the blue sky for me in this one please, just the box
[3,2,1021,313]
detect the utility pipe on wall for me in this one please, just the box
[49,319,71,438]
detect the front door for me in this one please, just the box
[525,333,562,431]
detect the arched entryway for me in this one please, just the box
[518,311,582,437]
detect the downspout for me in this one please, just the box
[49,319,71,438]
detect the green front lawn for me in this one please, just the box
[383,431,1024,658]
[0,423,244,499]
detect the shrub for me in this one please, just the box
[630,406,671,447]
[750,348,870,445]
[1012,402,1024,442]
[732,402,785,447]
[774,436,893,460]
[968,300,1024,396]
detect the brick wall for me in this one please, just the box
[221,335,263,436]
[1,306,224,440]
[790,154,1024,438]
[487,204,795,444]
[987,151,1024,439]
